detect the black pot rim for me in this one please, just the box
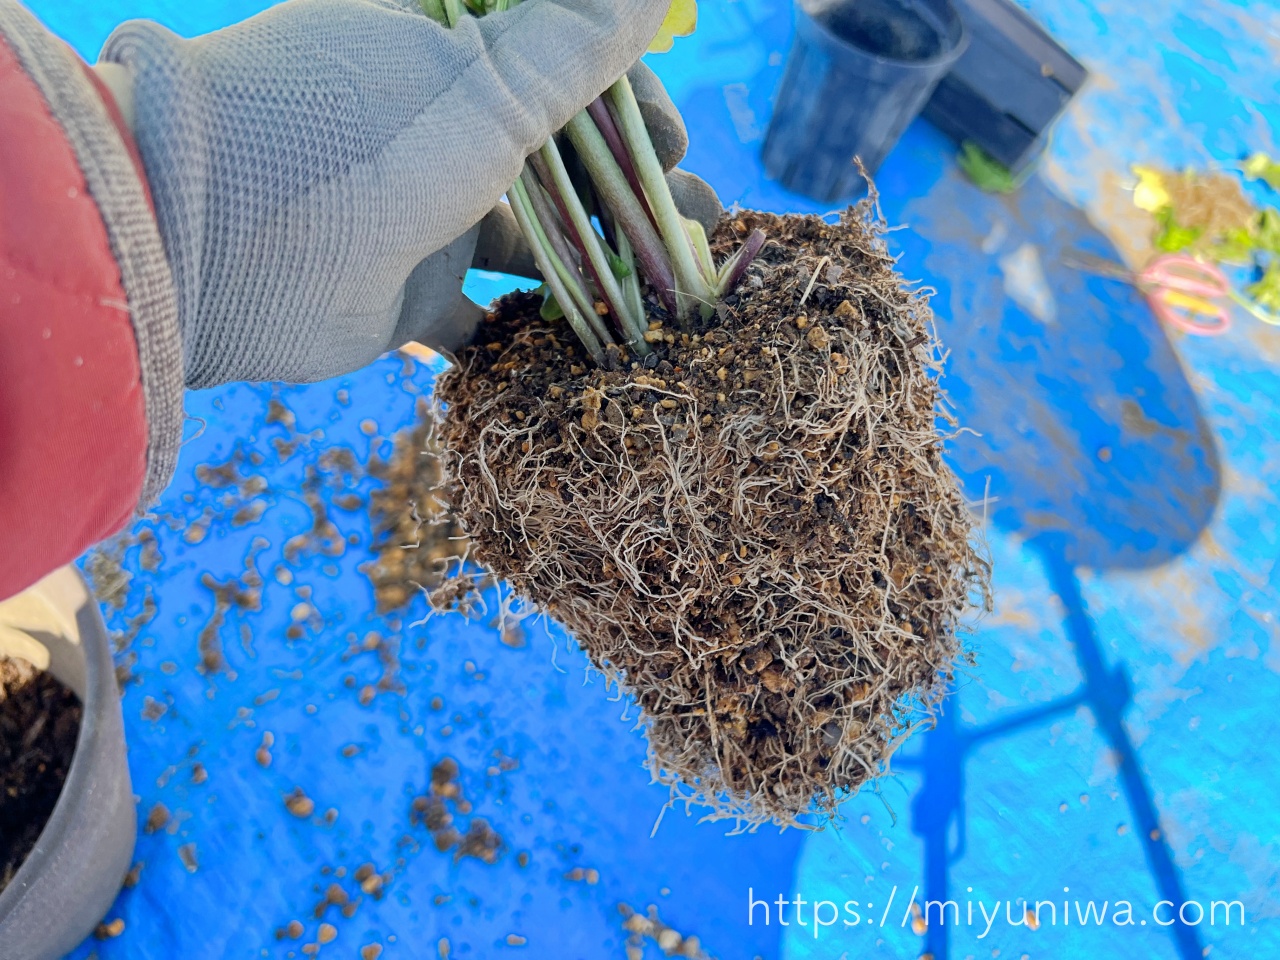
[796,0,970,70]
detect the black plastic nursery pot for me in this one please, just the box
[922,0,1086,173]
[762,0,967,202]
[0,567,136,960]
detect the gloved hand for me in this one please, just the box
[99,0,721,390]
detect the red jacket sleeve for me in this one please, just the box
[0,18,180,602]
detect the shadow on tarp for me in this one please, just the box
[889,164,1220,960]
[901,169,1221,571]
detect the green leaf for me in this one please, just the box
[1246,262,1280,311]
[419,0,448,24]
[608,253,632,280]
[957,142,1018,194]
[1152,206,1202,253]
[1252,207,1280,254]
[683,217,716,282]
[1243,153,1280,192]
[1209,226,1259,264]
[539,286,566,321]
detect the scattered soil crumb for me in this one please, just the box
[339,630,407,703]
[256,731,274,768]
[85,539,133,609]
[285,788,315,819]
[114,653,139,692]
[318,923,337,944]
[283,449,361,563]
[144,802,170,834]
[456,819,502,863]
[178,843,199,873]
[86,536,159,693]
[266,398,297,431]
[314,882,350,919]
[94,918,126,940]
[364,400,469,613]
[619,903,713,960]
[231,500,267,527]
[410,757,504,865]
[0,656,82,893]
[361,945,383,960]
[196,538,267,677]
[354,862,392,900]
[123,861,144,889]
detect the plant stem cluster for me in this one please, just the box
[421,0,766,363]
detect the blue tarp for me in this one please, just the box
[30,0,1280,956]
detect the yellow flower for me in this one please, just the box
[648,0,697,53]
[1131,165,1170,213]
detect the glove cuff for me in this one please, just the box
[1,2,184,510]
[100,19,215,387]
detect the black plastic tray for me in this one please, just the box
[923,0,1087,172]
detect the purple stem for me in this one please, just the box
[526,155,631,341]
[523,165,581,275]
[520,166,610,343]
[587,97,658,232]
[527,154,579,251]
[564,111,680,317]
[717,229,767,297]
[612,207,679,318]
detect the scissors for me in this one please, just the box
[1065,251,1232,336]
[1139,254,1233,336]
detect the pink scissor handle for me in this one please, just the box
[1141,254,1230,296]
[1141,254,1232,336]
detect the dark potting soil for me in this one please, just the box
[437,206,986,825]
[0,655,82,893]
[814,0,944,61]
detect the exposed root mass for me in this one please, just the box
[437,203,988,826]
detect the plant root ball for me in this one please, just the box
[437,204,989,826]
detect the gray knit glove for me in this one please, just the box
[100,0,720,389]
